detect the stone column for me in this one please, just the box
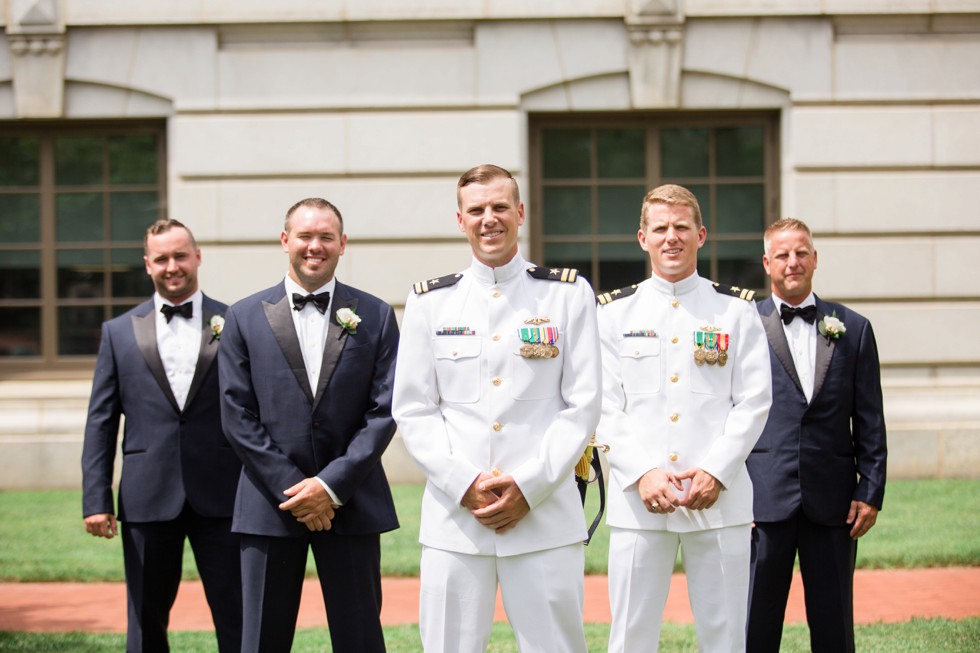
[5,0,66,117]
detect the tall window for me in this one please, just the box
[530,113,778,294]
[0,123,165,368]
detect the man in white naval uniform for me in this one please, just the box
[596,184,772,652]
[392,164,601,653]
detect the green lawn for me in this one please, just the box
[1,480,978,651]
[0,479,977,582]
[1,619,978,652]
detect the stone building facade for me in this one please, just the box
[1,0,978,487]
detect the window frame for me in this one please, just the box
[529,111,780,293]
[0,120,167,374]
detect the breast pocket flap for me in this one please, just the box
[618,337,660,359]
[432,337,482,361]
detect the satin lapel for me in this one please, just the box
[263,293,315,405]
[760,298,805,397]
[184,298,220,409]
[314,286,357,407]
[131,306,180,412]
[811,297,836,401]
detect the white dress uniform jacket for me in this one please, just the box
[597,272,772,531]
[393,253,601,557]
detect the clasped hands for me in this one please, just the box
[639,467,721,514]
[279,478,339,532]
[461,471,530,534]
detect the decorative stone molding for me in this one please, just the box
[627,0,682,20]
[9,35,64,56]
[5,0,66,117]
[625,0,685,108]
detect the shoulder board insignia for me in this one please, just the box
[712,282,756,302]
[596,284,639,305]
[413,273,463,295]
[526,267,578,283]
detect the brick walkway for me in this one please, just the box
[1,568,977,633]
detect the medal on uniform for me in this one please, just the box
[705,331,719,365]
[519,326,559,358]
[717,333,729,367]
[693,330,707,366]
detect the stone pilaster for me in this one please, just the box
[626,0,685,109]
[5,0,66,117]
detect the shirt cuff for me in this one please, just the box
[314,476,342,506]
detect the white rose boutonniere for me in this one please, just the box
[209,315,225,343]
[336,307,361,335]
[818,312,846,340]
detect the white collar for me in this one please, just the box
[648,271,701,297]
[772,291,815,311]
[154,289,202,315]
[284,275,336,309]
[467,251,527,287]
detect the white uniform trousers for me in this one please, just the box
[608,525,751,653]
[419,543,587,653]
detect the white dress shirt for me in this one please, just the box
[154,290,202,411]
[284,274,340,504]
[284,275,336,393]
[773,292,817,402]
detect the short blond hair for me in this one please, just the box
[641,184,702,229]
[764,218,813,254]
[456,164,520,208]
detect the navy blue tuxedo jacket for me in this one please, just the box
[218,280,399,537]
[747,296,887,525]
[82,295,240,522]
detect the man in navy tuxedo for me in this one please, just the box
[746,218,887,652]
[219,197,399,652]
[82,218,242,652]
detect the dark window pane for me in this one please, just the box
[111,192,158,241]
[543,186,591,236]
[542,242,591,283]
[685,184,712,231]
[597,129,645,179]
[598,185,645,236]
[58,306,105,356]
[0,194,40,242]
[56,193,104,242]
[0,307,40,356]
[111,248,153,297]
[716,185,765,234]
[542,129,591,179]
[0,137,40,186]
[57,249,105,299]
[598,241,646,292]
[112,304,134,318]
[716,127,764,177]
[661,128,709,178]
[56,136,104,186]
[109,135,158,184]
[716,240,766,291]
[0,250,41,298]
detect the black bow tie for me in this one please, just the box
[160,303,193,323]
[780,303,817,325]
[292,292,330,314]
